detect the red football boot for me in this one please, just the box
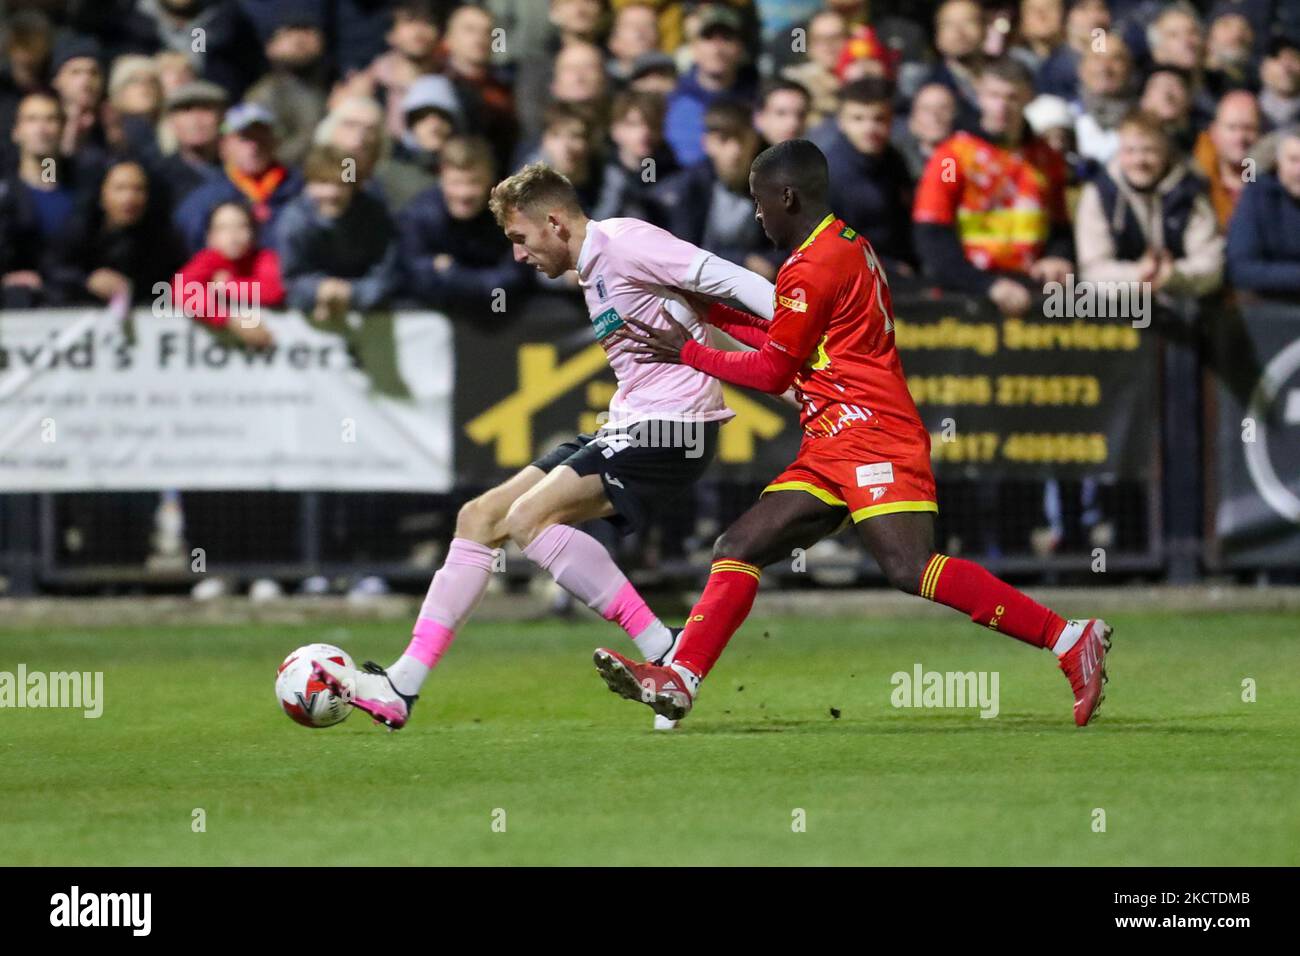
[593,648,698,721]
[1056,618,1113,726]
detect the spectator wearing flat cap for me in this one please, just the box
[664,4,757,167]
[174,102,302,253]
[244,8,330,167]
[153,80,227,207]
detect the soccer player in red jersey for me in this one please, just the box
[593,139,1112,727]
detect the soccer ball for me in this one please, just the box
[275,644,355,727]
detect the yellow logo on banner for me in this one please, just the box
[465,344,787,466]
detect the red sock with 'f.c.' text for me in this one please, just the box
[919,553,1066,649]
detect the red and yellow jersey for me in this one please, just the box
[767,214,927,447]
[912,130,1068,273]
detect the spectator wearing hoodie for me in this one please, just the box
[820,78,915,276]
[1075,110,1224,302]
[382,75,465,212]
[335,1,444,142]
[174,102,303,253]
[398,135,527,312]
[277,144,401,320]
[664,4,756,166]
[1227,126,1300,297]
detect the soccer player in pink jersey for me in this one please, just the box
[316,163,775,730]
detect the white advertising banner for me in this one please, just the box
[0,308,454,491]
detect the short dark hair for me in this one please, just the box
[750,138,829,201]
[205,198,255,234]
[759,78,811,110]
[703,99,754,139]
[979,56,1035,88]
[838,77,893,108]
[543,100,593,136]
[610,89,666,128]
[391,0,439,28]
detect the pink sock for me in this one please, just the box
[388,538,496,694]
[523,524,659,639]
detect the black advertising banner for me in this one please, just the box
[896,297,1158,480]
[1213,300,1300,568]
[452,295,1158,485]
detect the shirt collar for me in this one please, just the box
[797,213,836,252]
[576,219,597,277]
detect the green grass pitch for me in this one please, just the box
[3,612,1297,865]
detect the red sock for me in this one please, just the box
[919,553,1066,649]
[669,559,762,678]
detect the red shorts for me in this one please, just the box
[763,425,937,523]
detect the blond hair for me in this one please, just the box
[488,162,582,228]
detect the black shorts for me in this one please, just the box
[530,419,721,533]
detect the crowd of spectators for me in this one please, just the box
[2,0,1300,341]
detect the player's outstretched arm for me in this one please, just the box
[615,314,802,395]
[690,253,776,320]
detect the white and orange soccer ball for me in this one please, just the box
[275,644,355,727]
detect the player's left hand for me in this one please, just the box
[613,313,689,365]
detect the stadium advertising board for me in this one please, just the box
[454,296,1158,484]
[1212,299,1300,568]
[0,308,454,491]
